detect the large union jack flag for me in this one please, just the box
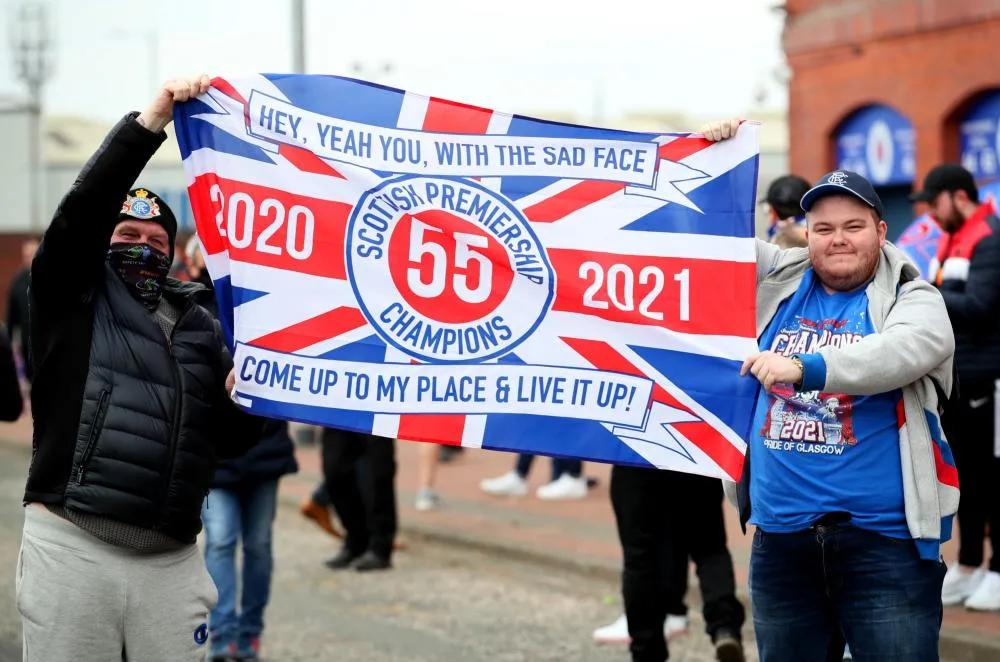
[173,74,760,481]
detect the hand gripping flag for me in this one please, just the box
[173,74,761,481]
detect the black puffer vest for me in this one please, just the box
[59,266,229,543]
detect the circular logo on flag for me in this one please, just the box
[994,120,1000,175]
[866,120,895,185]
[347,175,555,363]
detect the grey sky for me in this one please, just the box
[1,0,787,124]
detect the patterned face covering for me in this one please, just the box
[106,242,172,310]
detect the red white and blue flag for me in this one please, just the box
[896,213,942,282]
[173,74,760,481]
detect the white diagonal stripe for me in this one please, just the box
[534,226,756,261]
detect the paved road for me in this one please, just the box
[0,443,750,661]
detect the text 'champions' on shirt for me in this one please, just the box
[749,269,908,538]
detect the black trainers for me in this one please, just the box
[351,550,392,572]
[713,629,745,662]
[324,546,363,570]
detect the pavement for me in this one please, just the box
[0,441,739,661]
[2,413,999,660]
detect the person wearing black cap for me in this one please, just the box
[700,119,957,662]
[16,75,263,662]
[762,174,811,249]
[913,163,1000,612]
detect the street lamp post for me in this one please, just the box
[9,1,55,232]
[291,0,306,73]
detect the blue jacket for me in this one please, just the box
[191,271,299,489]
[211,419,299,489]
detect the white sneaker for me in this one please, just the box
[964,570,1000,611]
[414,488,439,512]
[592,614,629,644]
[479,471,528,497]
[592,614,689,645]
[664,614,689,640]
[941,564,986,606]
[537,473,587,500]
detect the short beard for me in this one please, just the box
[811,247,881,292]
[942,208,965,233]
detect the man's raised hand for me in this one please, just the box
[698,118,742,142]
[138,74,212,134]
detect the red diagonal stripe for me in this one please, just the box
[669,421,745,482]
[521,137,713,225]
[560,336,744,480]
[250,307,367,353]
[522,181,624,223]
[278,144,346,179]
[658,136,712,162]
[210,78,345,180]
[559,337,694,415]
[211,77,248,106]
[210,77,252,132]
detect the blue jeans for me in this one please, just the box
[202,481,279,657]
[749,523,945,662]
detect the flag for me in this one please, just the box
[982,179,1000,215]
[899,179,1000,282]
[896,213,942,281]
[173,74,761,481]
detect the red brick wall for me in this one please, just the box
[0,234,41,321]
[783,0,1000,184]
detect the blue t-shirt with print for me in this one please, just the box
[749,269,908,538]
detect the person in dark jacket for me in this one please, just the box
[17,75,261,662]
[321,426,399,572]
[5,237,38,384]
[186,237,299,661]
[762,174,810,249]
[917,164,1000,611]
[203,421,297,662]
[0,323,24,422]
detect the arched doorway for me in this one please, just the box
[959,88,1000,206]
[833,105,916,240]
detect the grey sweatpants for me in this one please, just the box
[16,505,218,661]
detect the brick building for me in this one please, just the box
[783,0,1000,239]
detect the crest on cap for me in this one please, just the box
[827,171,849,186]
[121,189,161,220]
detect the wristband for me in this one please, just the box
[790,356,804,389]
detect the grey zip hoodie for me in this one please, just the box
[725,239,959,560]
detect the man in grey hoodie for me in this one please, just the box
[703,120,958,662]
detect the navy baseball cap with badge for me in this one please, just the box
[799,170,885,219]
[119,188,178,255]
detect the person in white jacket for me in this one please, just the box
[703,119,958,662]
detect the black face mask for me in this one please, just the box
[106,242,172,310]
